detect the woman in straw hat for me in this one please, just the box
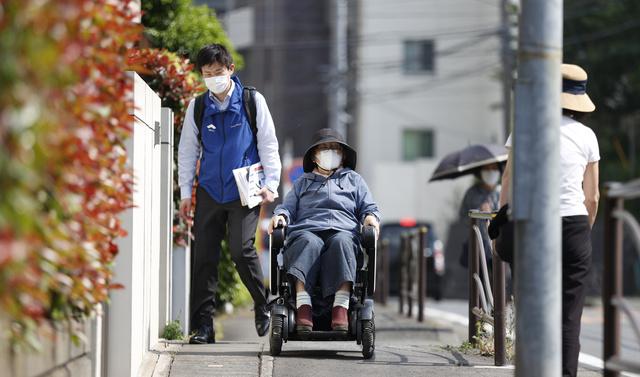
[268,128,380,333]
[498,64,599,377]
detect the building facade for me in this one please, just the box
[355,0,505,231]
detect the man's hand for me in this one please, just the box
[363,215,380,239]
[179,198,193,225]
[258,187,276,205]
[268,215,287,234]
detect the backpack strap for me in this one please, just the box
[243,86,259,151]
[193,92,207,148]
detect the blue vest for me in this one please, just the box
[199,77,260,203]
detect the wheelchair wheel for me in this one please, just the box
[270,315,283,356]
[361,319,375,359]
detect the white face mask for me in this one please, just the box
[204,75,230,94]
[480,169,501,187]
[315,149,342,171]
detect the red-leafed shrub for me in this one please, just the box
[127,48,205,246]
[0,0,140,346]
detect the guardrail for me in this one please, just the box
[467,210,507,366]
[603,180,640,377]
[398,227,428,322]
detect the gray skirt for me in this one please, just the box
[284,229,358,298]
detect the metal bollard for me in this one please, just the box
[417,227,427,322]
[374,239,389,305]
[399,234,406,315]
[493,251,507,365]
[407,231,415,318]
[603,184,624,377]
[381,239,389,305]
[468,218,480,345]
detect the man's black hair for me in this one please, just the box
[196,44,233,72]
[562,109,587,122]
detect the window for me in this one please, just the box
[403,129,434,160]
[403,40,435,74]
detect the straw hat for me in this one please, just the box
[561,64,595,113]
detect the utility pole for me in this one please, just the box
[329,0,348,138]
[512,0,563,376]
[501,0,518,139]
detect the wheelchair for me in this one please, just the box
[267,224,378,359]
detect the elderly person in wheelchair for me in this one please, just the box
[268,128,380,334]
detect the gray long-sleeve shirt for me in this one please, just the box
[274,168,381,238]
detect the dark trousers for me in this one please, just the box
[190,186,266,330]
[561,215,592,377]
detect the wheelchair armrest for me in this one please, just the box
[361,225,377,250]
[271,225,286,249]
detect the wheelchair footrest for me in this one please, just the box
[288,330,355,341]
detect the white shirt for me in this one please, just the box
[505,115,600,217]
[178,81,282,200]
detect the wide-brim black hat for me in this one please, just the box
[303,128,357,173]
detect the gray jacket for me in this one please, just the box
[274,168,380,237]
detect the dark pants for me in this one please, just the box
[561,215,592,377]
[190,186,266,330]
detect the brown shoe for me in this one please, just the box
[331,306,348,332]
[296,305,313,333]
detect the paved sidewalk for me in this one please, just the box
[142,302,600,376]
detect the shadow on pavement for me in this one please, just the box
[275,350,363,360]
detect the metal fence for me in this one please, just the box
[467,210,507,366]
[398,227,428,322]
[603,179,640,376]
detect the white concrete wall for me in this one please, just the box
[356,0,504,235]
[0,315,94,377]
[107,72,171,377]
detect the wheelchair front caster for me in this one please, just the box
[361,319,375,359]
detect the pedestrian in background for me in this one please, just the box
[459,163,502,270]
[499,64,600,377]
[178,44,281,344]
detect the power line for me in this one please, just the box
[358,61,501,104]
[357,32,499,70]
[249,26,501,51]
[358,50,501,73]
[565,18,640,45]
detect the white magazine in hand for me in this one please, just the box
[232,162,278,209]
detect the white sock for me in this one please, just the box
[296,291,311,309]
[333,290,350,309]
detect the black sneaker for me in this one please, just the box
[189,324,215,344]
[254,303,270,337]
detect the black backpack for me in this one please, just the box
[193,86,258,150]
